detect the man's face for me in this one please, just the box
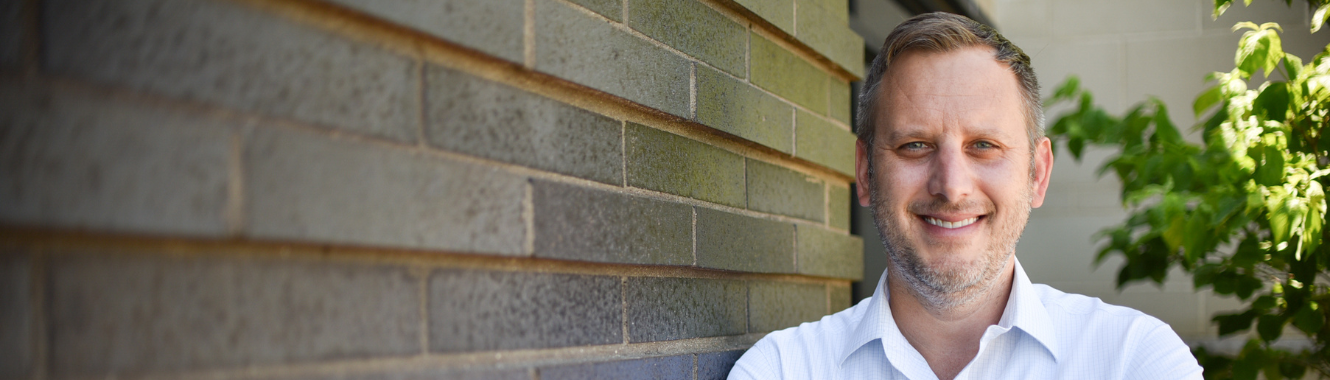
[855,46,1052,306]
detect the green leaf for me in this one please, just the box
[1235,275,1263,299]
[1253,82,1291,122]
[1293,301,1324,334]
[1214,0,1233,18]
[1216,310,1259,336]
[1194,84,1225,117]
[1234,23,1285,78]
[1313,4,1328,33]
[1256,313,1285,341]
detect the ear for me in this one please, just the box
[1029,137,1053,208]
[855,139,873,207]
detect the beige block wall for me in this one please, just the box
[992,0,1326,343]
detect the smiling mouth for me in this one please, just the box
[922,216,980,229]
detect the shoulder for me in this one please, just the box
[1033,284,1202,379]
[728,297,871,380]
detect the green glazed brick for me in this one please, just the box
[627,277,747,342]
[830,283,852,313]
[829,77,852,124]
[695,65,793,153]
[532,179,693,265]
[733,0,793,33]
[746,159,823,221]
[750,32,828,114]
[795,109,856,175]
[748,281,826,333]
[625,123,745,207]
[695,207,794,273]
[536,0,691,118]
[795,225,863,280]
[629,0,745,77]
[569,0,622,21]
[797,0,847,22]
[828,184,851,231]
[793,4,864,77]
[324,0,525,63]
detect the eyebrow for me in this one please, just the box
[881,126,1012,143]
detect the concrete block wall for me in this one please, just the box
[0,0,863,379]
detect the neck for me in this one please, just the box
[886,258,1016,380]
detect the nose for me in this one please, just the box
[926,144,975,202]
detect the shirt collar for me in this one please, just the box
[836,258,1060,367]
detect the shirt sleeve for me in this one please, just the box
[728,337,783,380]
[1124,321,1203,380]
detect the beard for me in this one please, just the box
[869,178,1032,310]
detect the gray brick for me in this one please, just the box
[830,283,852,313]
[324,0,524,63]
[746,159,823,221]
[748,281,826,333]
[0,0,20,68]
[829,77,851,124]
[629,0,746,77]
[430,269,621,352]
[695,208,794,273]
[245,126,526,255]
[627,277,746,342]
[533,179,692,265]
[793,4,864,76]
[0,253,31,379]
[0,80,231,236]
[733,0,793,33]
[625,123,745,207]
[829,184,850,230]
[795,109,855,175]
[49,252,420,375]
[536,0,690,117]
[569,0,622,22]
[697,350,744,380]
[797,0,847,22]
[284,368,530,380]
[541,355,692,380]
[425,65,623,184]
[44,0,418,142]
[695,65,793,153]
[796,225,863,280]
[750,32,828,114]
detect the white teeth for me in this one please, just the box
[924,216,978,229]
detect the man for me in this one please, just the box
[729,13,1202,380]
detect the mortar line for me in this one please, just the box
[620,120,628,187]
[691,207,698,266]
[225,131,246,237]
[692,354,699,380]
[621,276,630,344]
[32,251,48,380]
[621,0,629,24]
[416,267,430,356]
[689,63,697,119]
[824,183,831,228]
[524,0,536,68]
[415,57,429,148]
[523,180,535,256]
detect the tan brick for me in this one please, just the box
[625,123,746,207]
[830,283,853,313]
[829,77,851,124]
[795,109,855,175]
[695,65,793,153]
[750,32,828,114]
[629,0,746,77]
[829,184,851,230]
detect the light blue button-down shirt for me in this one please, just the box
[729,259,1204,380]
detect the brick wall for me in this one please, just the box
[0,0,864,379]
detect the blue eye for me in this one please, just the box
[902,142,927,150]
[973,141,996,149]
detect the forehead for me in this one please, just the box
[874,46,1026,141]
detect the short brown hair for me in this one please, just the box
[856,12,1042,156]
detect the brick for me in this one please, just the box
[830,283,852,313]
[746,159,823,221]
[625,123,746,207]
[794,109,855,175]
[748,281,826,333]
[734,0,793,33]
[695,65,793,153]
[793,4,863,76]
[541,355,692,380]
[324,0,524,63]
[43,0,418,142]
[828,77,851,124]
[750,32,828,114]
[0,0,20,68]
[285,368,531,380]
[695,208,794,273]
[245,126,525,255]
[569,0,622,22]
[797,0,847,22]
[425,65,623,185]
[48,252,420,375]
[532,179,692,265]
[629,0,746,77]
[697,350,744,380]
[0,253,30,379]
[796,225,863,280]
[536,0,690,117]
[829,184,850,230]
[627,277,746,342]
[0,80,231,236]
[430,269,621,352]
